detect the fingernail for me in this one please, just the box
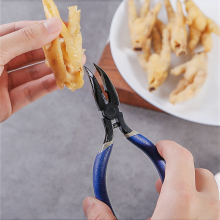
[43,17,61,34]
[83,198,92,217]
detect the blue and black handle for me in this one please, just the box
[93,131,166,216]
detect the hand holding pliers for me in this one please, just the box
[84,64,166,217]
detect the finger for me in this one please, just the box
[0,17,62,69]
[0,20,44,37]
[8,49,85,76]
[155,178,162,194]
[83,197,116,220]
[9,74,59,114]
[156,140,196,191]
[82,54,86,65]
[0,69,11,122]
[6,48,45,71]
[5,21,75,72]
[8,62,52,90]
[195,168,219,199]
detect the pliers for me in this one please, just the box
[84,64,166,217]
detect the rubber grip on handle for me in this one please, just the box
[127,134,166,182]
[93,144,115,215]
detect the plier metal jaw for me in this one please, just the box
[85,64,132,146]
[85,64,166,218]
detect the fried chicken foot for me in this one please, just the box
[128,0,161,51]
[185,0,220,53]
[138,28,171,91]
[169,52,208,104]
[42,0,84,91]
[164,0,188,56]
[170,0,188,56]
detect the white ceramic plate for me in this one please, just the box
[215,172,220,199]
[110,0,220,126]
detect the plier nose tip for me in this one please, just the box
[85,64,120,111]
[93,64,120,106]
[84,65,107,111]
[84,66,94,78]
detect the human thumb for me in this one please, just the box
[83,197,116,220]
[0,17,62,67]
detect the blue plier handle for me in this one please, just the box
[85,64,166,217]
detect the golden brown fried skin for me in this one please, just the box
[185,0,220,53]
[170,0,187,56]
[169,52,208,104]
[163,0,175,22]
[188,26,201,53]
[140,0,150,18]
[138,37,152,68]
[138,28,171,91]
[155,19,166,36]
[164,0,188,56]
[152,27,162,54]
[201,32,213,52]
[42,0,84,91]
[185,0,207,32]
[128,0,161,51]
